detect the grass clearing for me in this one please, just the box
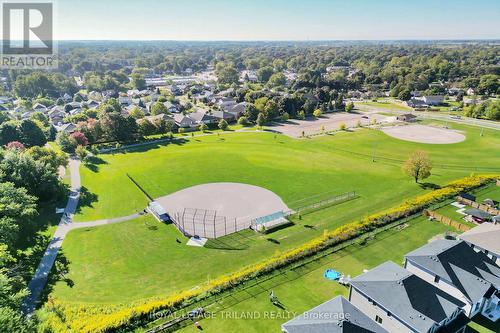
[52,124,500,306]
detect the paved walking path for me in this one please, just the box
[22,158,143,315]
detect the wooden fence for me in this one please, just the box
[456,196,499,215]
[424,210,471,232]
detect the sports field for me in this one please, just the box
[48,122,500,308]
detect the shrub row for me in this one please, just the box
[37,174,499,333]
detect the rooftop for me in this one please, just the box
[350,261,466,333]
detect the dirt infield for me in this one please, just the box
[155,183,290,237]
[272,112,387,138]
[381,124,466,144]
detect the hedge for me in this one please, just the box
[37,174,499,333]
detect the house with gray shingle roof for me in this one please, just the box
[405,240,500,321]
[349,261,469,333]
[282,296,389,333]
[459,223,500,265]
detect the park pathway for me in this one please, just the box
[22,158,143,315]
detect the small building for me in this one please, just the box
[281,296,389,333]
[397,114,417,122]
[422,95,445,106]
[349,261,469,333]
[483,199,497,208]
[149,201,169,222]
[464,208,491,223]
[405,239,500,321]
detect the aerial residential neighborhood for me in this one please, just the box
[0,1,499,333]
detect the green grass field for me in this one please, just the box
[50,123,500,306]
[75,124,500,222]
[173,217,457,333]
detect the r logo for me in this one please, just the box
[2,2,53,54]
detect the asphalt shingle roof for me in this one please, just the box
[405,240,500,304]
[282,296,388,333]
[350,261,466,333]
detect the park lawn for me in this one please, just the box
[174,216,456,333]
[473,184,500,203]
[75,124,500,222]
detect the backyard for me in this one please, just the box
[173,216,467,333]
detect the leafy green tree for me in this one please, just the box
[129,106,145,120]
[137,118,157,137]
[268,73,287,88]
[345,102,355,113]
[215,63,239,85]
[281,112,289,121]
[477,74,499,95]
[75,145,88,160]
[218,119,228,131]
[0,183,37,247]
[150,102,168,116]
[99,112,138,142]
[257,66,274,83]
[0,149,61,200]
[297,111,306,120]
[398,89,412,101]
[256,113,266,128]
[0,122,21,146]
[237,116,250,126]
[26,146,68,170]
[56,131,78,153]
[199,123,209,132]
[19,119,47,147]
[402,150,433,183]
[131,73,147,90]
[313,109,322,117]
[0,244,36,332]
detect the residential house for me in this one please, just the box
[188,111,218,125]
[173,114,197,128]
[32,103,48,113]
[48,108,66,125]
[422,96,445,106]
[397,114,417,122]
[88,91,103,101]
[57,123,77,134]
[163,101,179,113]
[462,97,477,106]
[464,208,491,224]
[405,239,500,321]
[349,261,469,333]
[211,110,236,123]
[281,296,389,333]
[118,96,132,106]
[459,223,500,264]
[226,102,247,119]
[216,97,237,110]
[87,100,100,109]
[406,98,427,109]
